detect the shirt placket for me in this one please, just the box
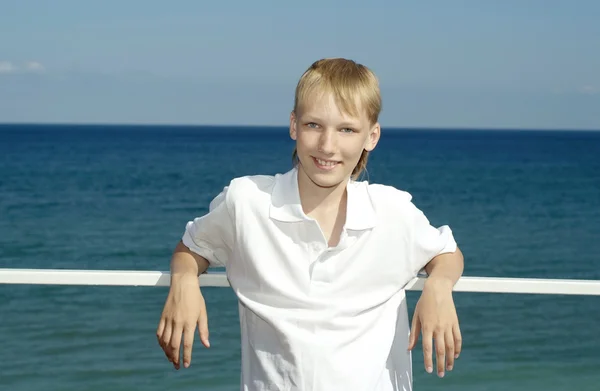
[307,225,350,285]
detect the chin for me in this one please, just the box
[309,173,346,188]
[299,159,350,189]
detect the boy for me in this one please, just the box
[157,58,464,391]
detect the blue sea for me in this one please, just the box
[1,124,599,391]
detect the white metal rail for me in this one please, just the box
[1,268,599,295]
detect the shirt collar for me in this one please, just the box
[269,167,377,230]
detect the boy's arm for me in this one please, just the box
[157,241,212,371]
[423,246,464,290]
[158,183,235,370]
[409,246,464,378]
[170,240,210,277]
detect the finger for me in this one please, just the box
[453,323,462,359]
[198,302,210,348]
[156,317,166,342]
[445,329,455,371]
[161,321,173,357]
[408,315,421,351]
[435,330,446,377]
[422,328,434,374]
[182,324,195,368]
[169,323,183,369]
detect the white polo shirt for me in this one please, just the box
[182,167,456,391]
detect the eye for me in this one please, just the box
[341,128,355,133]
[305,122,319,128]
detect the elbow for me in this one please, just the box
[424,245,464,275]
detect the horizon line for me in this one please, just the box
[0,121,599,133]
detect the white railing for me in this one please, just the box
[1,268,600,295]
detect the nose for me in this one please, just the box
[318,128,336,155]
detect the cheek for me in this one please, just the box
[295,130,317,151]
[342,136,369,156]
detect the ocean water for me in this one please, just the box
[1,124,599,391]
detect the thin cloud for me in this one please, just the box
[579,85,598,95]
[0,61,18,74]
[25,61,45,73]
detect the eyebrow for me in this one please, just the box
[302,116,362,128]
[338,122,361,128]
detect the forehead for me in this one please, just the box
[297,91,369,125]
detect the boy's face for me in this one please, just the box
[290,91,380,189]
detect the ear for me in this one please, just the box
[364,122,381,152]
[289,111,298,140]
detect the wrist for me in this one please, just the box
[170,271,200,285]
[424,275,455,292]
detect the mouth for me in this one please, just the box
[312,156,340,171]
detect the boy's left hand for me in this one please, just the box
[408,278,462,378]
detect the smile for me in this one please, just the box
[312,157,339,170]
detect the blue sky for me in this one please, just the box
[1,0,599,129]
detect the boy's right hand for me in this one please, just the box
[156,274,210,370]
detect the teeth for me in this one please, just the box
[316,158,337,166]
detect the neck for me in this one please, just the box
[296,164,348,216]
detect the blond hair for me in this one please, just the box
[291,58,382,180]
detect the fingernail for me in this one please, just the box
[184,362,189,368]
[439,371,445,378]
[426,366,433,373]
[455,354,459,359]
[447,365,453,371]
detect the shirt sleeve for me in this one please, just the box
[181,185,235,268]
[409,203,457,277]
